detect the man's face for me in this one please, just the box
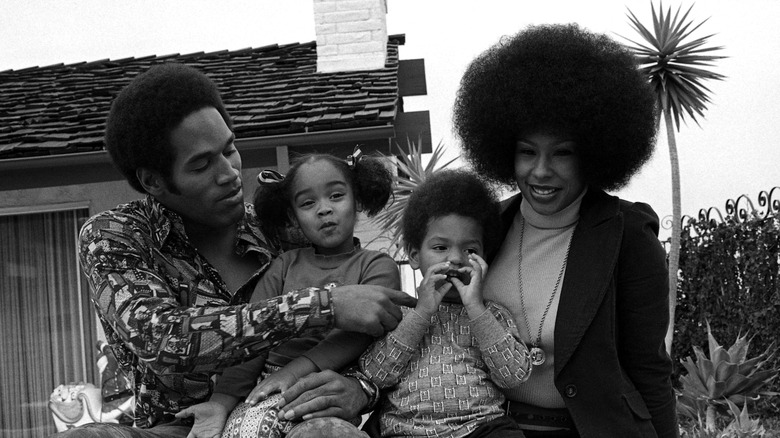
[156,106,244,233]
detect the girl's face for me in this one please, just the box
[290,159,357,255]
[514,132,586,216]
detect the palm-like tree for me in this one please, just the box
[622,2,726,353]
[370,138,456,258]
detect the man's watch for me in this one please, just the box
[344,370,379,415]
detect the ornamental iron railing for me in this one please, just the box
[662,186,780,233]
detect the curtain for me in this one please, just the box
[0,208,97,437]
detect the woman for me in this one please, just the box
[452,24,677,437]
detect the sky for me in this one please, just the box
[2,0,779,240]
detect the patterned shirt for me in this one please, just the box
[78,195,334,428]
[360,301,532,438]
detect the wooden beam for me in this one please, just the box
[398,59,427,97]
[392,111,432,153]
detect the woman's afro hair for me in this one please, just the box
[453,23,657,191]
[402,169,502,256]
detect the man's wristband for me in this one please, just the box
[343,369,379,415]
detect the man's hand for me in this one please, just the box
[174,393,239,438]
[246,368,297,405]
[276,370,368,421]
[330,285,416,337]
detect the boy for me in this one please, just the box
[360,169,531,438]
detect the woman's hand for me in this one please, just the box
[450,254,488,317]
[415,261,456,317]
[276,370,367,421]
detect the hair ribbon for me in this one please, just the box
[347,146,363,168]
[257,169,285,184]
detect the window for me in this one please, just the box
[0,206,97,437]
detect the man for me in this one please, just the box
[55,63,413,437]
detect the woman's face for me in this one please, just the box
[514,132,586,216]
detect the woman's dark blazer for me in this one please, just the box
[497,189,678,438]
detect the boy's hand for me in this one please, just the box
[175,395,236,438]
[246,368,297,405]
[450,254,488,316]
[415,262,456,317]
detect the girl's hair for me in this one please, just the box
[402,169,502,257]
[254,152,394,236]
[453,23,657,191]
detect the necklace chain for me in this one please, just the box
[517,218,573,362]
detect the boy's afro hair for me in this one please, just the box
[402,169,502,256]
[453,23,657,190]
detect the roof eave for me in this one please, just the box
[0,125,396,174]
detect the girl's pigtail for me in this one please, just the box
[254,170,292,238]
[350,150,394,217]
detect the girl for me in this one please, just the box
[192,150,401,438]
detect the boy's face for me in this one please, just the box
[408,214,484,301]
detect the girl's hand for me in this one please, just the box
[246,369,297,405]
[450,254,488,316]
[414,261,454,317]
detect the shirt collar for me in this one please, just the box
[145,195,279,258]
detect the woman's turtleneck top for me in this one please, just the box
[482,190,585,408]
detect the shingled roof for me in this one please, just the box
[0,35,406,160]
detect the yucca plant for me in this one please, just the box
[676,321,778,432]
[622,2,727,353]
[369,138,456,258]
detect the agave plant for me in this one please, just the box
[369,138,456,258]
[720,399,766,438]
[676,321,778,432]
[622,2,727,353]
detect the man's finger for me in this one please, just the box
[385,288,417,307]
[174,408,191,419]
[281,394,335,420]
[378,308,400,333]
[280,371,329,407]
[383,297,404,322]
[301,406,343,421]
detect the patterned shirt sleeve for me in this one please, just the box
[79,211,333,375]
[359,308,429,388]
[470,301,532,388]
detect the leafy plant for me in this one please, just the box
[622,2,727,353]
[676,321,779,432]
[721,399,767,438]
[369,137,456,258]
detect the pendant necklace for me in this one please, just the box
[517,218,573,366]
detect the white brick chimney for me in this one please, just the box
[313,0,388,73]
